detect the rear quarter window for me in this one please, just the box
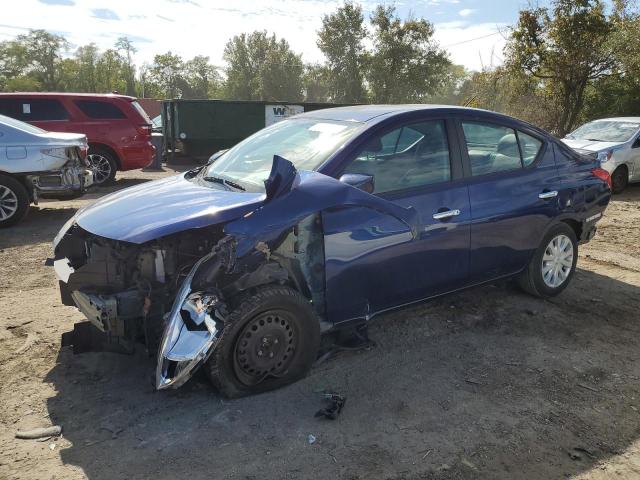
[75,100,127,119]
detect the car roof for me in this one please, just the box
[0,92,136,101]
[299,104,504,123]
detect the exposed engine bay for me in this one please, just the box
[52,156,418,390]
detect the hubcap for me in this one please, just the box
[233,311,297,386]
[542,234,574,288]
[87,154,112,184]
[0,185,18,221]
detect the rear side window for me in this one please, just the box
[0,98,69,121]
[75,100,127,119]
[130,101,151,123]
[461,121,543,176]
[518,131,542,166]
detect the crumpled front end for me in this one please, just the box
[54,156,419,391]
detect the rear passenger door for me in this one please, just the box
[457,118,560,283]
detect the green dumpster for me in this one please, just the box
[161,99,347,161]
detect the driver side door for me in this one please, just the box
[322,117,471,324]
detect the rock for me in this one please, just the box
[15,425,62,440]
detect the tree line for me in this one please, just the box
[0,0,638,136]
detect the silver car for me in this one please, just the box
[562,117,640,193]
[0,114,93,227]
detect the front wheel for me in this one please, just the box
[0,175,29,228]
[206,286,320,398]
[517,223,578,298]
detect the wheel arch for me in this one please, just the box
[559,218,582,242]
[88,142,121,169]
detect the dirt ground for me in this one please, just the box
[1,166,639,480]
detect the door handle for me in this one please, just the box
[433,209,461,220]
[538,190,558,200]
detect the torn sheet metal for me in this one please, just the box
[156,249,224,389]
[225,156,419,257]
[155,156,418,389]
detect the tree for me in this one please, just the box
[95,49,126,93]
[0,29,68,91]
[425,64,469,105]
[0,40,29,90]
[115,37,137,96]
[505,0,618,136]
[183,55,222,98]
[71,43,100,92]
[148,52,184,98]
[303,63,331,102]
[317,2,367,103]
[223,31,303,101]
[367,6,451,103]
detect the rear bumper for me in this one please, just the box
[28,165,93,197]
[119,141,156,170]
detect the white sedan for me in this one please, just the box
[0,114,93,227]
[562,117,640,193]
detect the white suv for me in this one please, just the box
[0,114,93,227]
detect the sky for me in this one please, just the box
[1,0,549,72]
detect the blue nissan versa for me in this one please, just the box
[52,105,611,397]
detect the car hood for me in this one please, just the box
[561,138,623,152]
[74,173,265,243]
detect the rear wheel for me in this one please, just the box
[87,147,117,185]
[0,175,29,228]
[611,165,628,194]
[206,286,320,398]
[517,223,578,298]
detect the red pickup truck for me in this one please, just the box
[0,93,155,184]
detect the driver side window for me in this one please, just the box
[343,120,451,194]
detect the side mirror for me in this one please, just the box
[207,149,229,165]
[339,173,375,194]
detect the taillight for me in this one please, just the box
[136,124,152,137]
[79,145,88,159]
[592,167,612,189]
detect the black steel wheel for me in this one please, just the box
[206,286,320,398]
[233,310,298,386]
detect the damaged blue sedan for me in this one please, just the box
[52,105,611,397]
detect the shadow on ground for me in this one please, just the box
[44,268,640,479]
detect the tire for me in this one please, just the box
[517,223,578,298]
[206,285,320,398]
[87,147,117,185]
[611,166,628,194]
[0,175,29,228]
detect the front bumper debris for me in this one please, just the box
[156,250,224,389]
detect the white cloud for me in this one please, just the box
[1,0,507,74]
[458,8,475,17]
[434,22,508,71]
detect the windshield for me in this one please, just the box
[202,118,363,192]
[568,120,640,143]
[0,114,46,134]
